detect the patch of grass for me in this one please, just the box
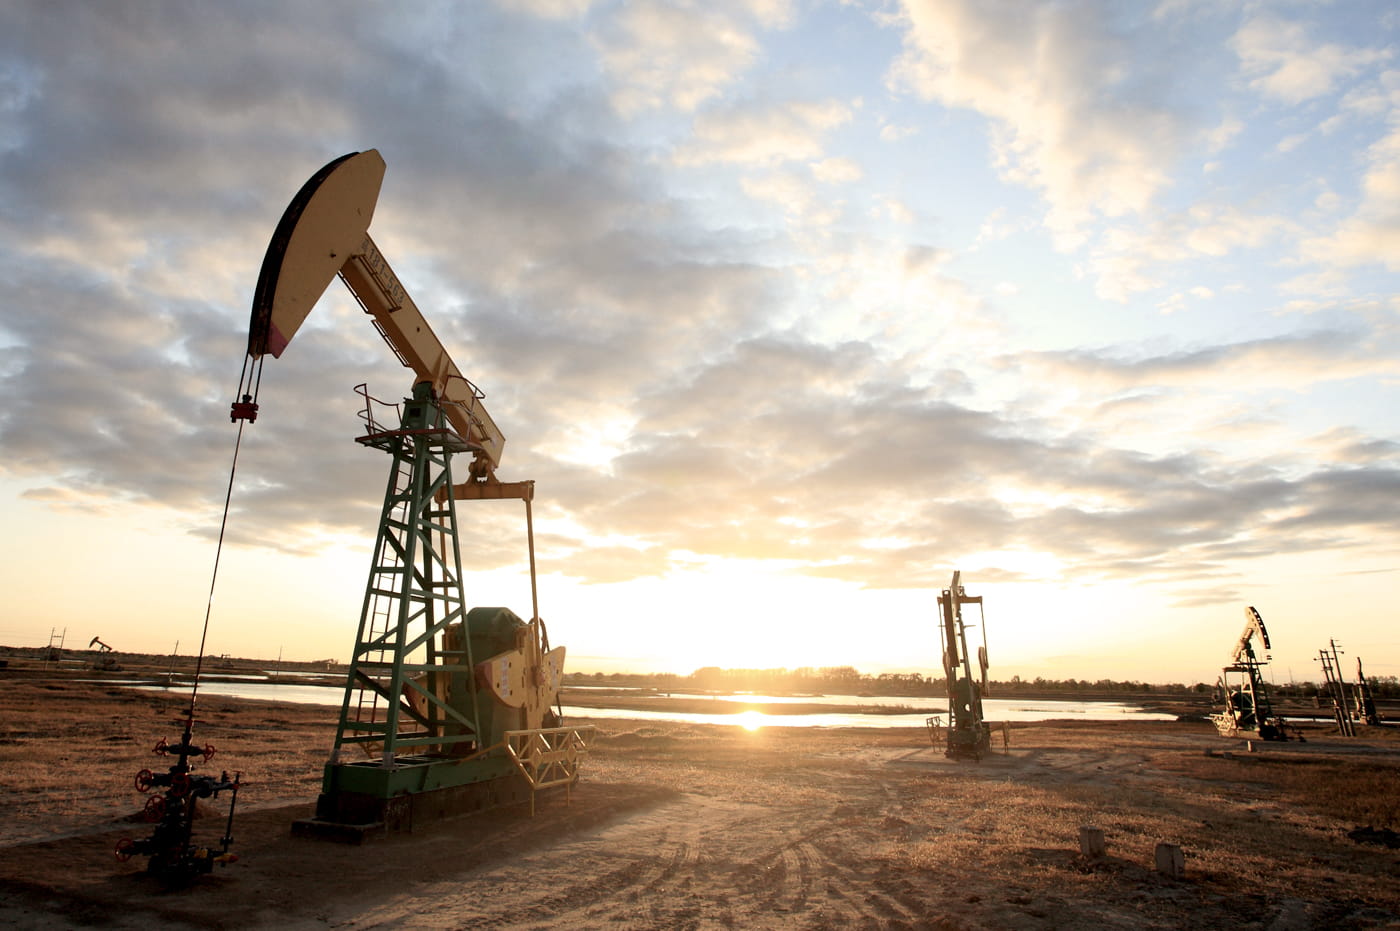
[1253,758,1400,828]
[1167,752,1400,829]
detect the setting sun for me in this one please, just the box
[734,709,765,731]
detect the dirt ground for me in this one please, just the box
[1,676,1398,929]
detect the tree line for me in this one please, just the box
[563,666,1400,699]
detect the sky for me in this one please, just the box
[2,0,1398,686]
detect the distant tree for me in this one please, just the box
[691,667,723,690]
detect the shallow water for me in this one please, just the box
[131,681,1177,727]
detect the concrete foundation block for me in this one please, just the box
[1155,842,1185,879]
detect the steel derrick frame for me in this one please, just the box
[329,388,481,769]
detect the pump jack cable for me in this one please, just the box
[187,418,249,721]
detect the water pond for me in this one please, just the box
[131,681,1177,728]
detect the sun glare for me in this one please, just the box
[734,709,765,731]
[540,415,637,469]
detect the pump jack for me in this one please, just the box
[930,571,992,759]
[233,150,590,837]
[1353,657,1381,726]
[1211,607,1290,741]
[89,636,120,670]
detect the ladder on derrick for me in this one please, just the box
[329,383,483,766]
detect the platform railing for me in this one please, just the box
[503,725,597,814]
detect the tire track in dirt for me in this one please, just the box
[338,787,934,929]
[342,849,675,929]
[710,774,931,929]
[802,837,922,926]
[332,795,733,930]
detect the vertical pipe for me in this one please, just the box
[526,494,539,625]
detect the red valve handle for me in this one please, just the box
[115,837,136,862]
[142,795,166,822]
[134,769,154,793]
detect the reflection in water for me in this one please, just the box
[132,681,1177,729]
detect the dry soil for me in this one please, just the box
[1,675,1397,929]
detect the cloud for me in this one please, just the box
[1203,115,1244,154]
[888,0,1189,244]
[674,99,853,167]
[882,3,1396,307]
[1232,14,1391,105]
[878,121,917,142]
[1014,326,1399,395]
[1304,115,1400,270]
[590,0,793,115]
[1084,203,1294,302]
[0,0,778,559]
[496,0,596,19]
[520,326,1400,596]
[740,170,835,225]
[1,0,1398,644]
[1308,428,1400,466]
[811,157,863,184]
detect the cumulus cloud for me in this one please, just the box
[740,170,819,219]
[883,2,1399,311]
[590,0,793,115]
[888,0,1188,244]
[1304,117,1400,270]
[1232,14,1391,105]
[811,157,863,184]
[674,99,853,167]
[1084,203,1294,302]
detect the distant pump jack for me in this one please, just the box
[1353,657,1381,727]
[1211,607,1291,741]
[929,571,992,760]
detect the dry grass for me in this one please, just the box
[1165,751,1400,829]
[0,678,333,845]
[2,672,1399,929]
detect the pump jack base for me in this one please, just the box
[291,773,537,844]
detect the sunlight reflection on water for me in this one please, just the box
[130,681,1177,728]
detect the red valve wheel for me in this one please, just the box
[134,769,155,793]
[142,796,166,822]
[202,744,217,763]
[153,737,169,756]
[169,773,190,798]
[115,837,136,862]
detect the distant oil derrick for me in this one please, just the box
[1211,606,1291,741]
[88,636,120,671]
[1354,657,1381,726]
[1317,640,1381,732]
[928,571,992,760]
